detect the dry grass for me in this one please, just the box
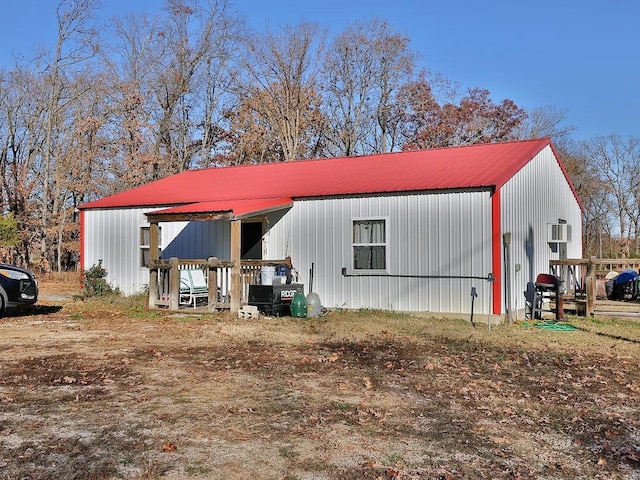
[0,277,639,479]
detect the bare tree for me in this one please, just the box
[36,0,99,269]
[0,68,47,265]
[560,142,611,257]
[103,11,158,189]
[582,135,640,258]
[321,19,416,156]
[152,0,240,176]
[106,0,240,183]
[516,104,575,143]
[54,69,114,271]
[234,22,326,162]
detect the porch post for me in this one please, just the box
[148,222,160,308]
[148,267,158,309]
[585,256,596,317]
[207,257,218,309]
[230,219,241,313]
[169,257,180,311]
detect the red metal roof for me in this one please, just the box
[148,198,294,219]
[81,138,569,210]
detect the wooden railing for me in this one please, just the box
[147,257,292,311]
[550,257,640,317]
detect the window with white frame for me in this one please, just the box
[140,226,162,267]
[352,218,387,271]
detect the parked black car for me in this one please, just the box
[0,264,38,314]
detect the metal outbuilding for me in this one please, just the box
[79,138,582,318]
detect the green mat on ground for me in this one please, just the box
[520,321,578,331]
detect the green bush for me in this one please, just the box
[83,260,115,297]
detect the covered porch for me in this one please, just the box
[147,256,293,311]
[144,197,294,313]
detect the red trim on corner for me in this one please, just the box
[491,189,501,315]
[79,210,85,281]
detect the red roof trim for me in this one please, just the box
[79,210,85,275]
[146,197,293,219]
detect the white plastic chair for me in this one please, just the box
[179,269,209,308]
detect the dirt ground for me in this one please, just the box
[0,276,639,480]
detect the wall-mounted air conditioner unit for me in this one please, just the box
[547,223,569,243]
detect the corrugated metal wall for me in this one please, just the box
[267,191,494,314]
[83,208,229,295]
[500,145,583,316]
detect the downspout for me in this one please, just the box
[491,188,502,315]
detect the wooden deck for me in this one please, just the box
[549,257,640,318]
[590,299,640,318]
[533,294,640,320]
[147,257,293,312]
[560,296,640,318]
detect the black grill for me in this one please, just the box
[248,284,304,316]
[19,280,37,298]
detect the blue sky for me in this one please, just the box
[2,0,638,141]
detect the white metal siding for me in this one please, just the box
[83,146,581,317]
[500,145,583,315]
[83,208,230,295]
[267,191,494,314]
